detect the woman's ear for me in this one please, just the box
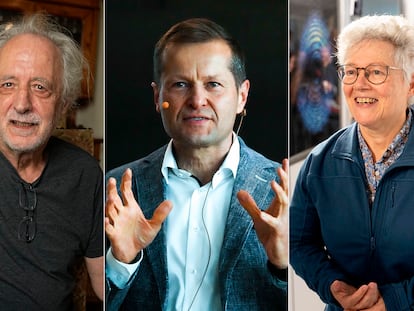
[409,73,414,97]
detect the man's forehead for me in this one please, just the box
[163,39,231,55]
[0,33,63,85]
[0,33,61,65]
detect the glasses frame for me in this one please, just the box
[337,64,402,85]
[18,184,37,243]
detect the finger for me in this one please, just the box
[106,177,118,198]
[353,283,379,310]
[237,190,261,221]
[282,158,289,173]
[104,217,114,236]
[120,168,135,206]
[106,178,124,213]
[331,280,345,294]
[150,200,173,227]
[271,179,288,201]
[331,280,361,303]
[277,160,288,193]
[342,284,369,308]
[269,180,288,217]
[105,199,120,220]
[331,279,356,296]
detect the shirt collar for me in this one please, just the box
[161,132,240,185]
[357,108,412,164]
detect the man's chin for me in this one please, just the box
[4,136,49,155]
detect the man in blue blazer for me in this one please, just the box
[105,18,288,311]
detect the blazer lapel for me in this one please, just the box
[219,140,277,287]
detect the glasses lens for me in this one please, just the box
[338,66,357,84]
[18,215,36,242]
[18,185,37,242]
[366,65,388,84]
[19,186,36,211]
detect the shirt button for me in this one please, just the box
[191,269,197,274]
[374,170,380,176]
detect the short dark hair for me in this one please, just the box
[153,18,246,88]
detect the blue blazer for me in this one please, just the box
[106,138,287,310]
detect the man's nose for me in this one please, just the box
[13,87,32,113]
[188,85,207,108]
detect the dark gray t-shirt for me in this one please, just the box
[0,137,103,310]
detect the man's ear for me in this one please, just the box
[237,79,250,114]
[151,82,161,113]
[60,99,71,116]
[53,99,71,128]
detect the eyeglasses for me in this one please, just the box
[18,184,37,243]
[337,64,402,85]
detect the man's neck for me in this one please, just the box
[173,137,233,185]
[0,146,47,183]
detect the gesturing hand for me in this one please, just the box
[331,280,385,311]
[105,168,172,263]
[237,158,289,269]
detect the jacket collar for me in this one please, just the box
[331,123,359,161]
[219,138,278,294]
[331,106,414,164]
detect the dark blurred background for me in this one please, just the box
[105,0,287,171]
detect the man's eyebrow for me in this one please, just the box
[31,77,54,89]
[0,75,16,81]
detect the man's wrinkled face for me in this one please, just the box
[0,33,63,155]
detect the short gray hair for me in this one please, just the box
[0,13,88,108]
[336,15,414,83]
